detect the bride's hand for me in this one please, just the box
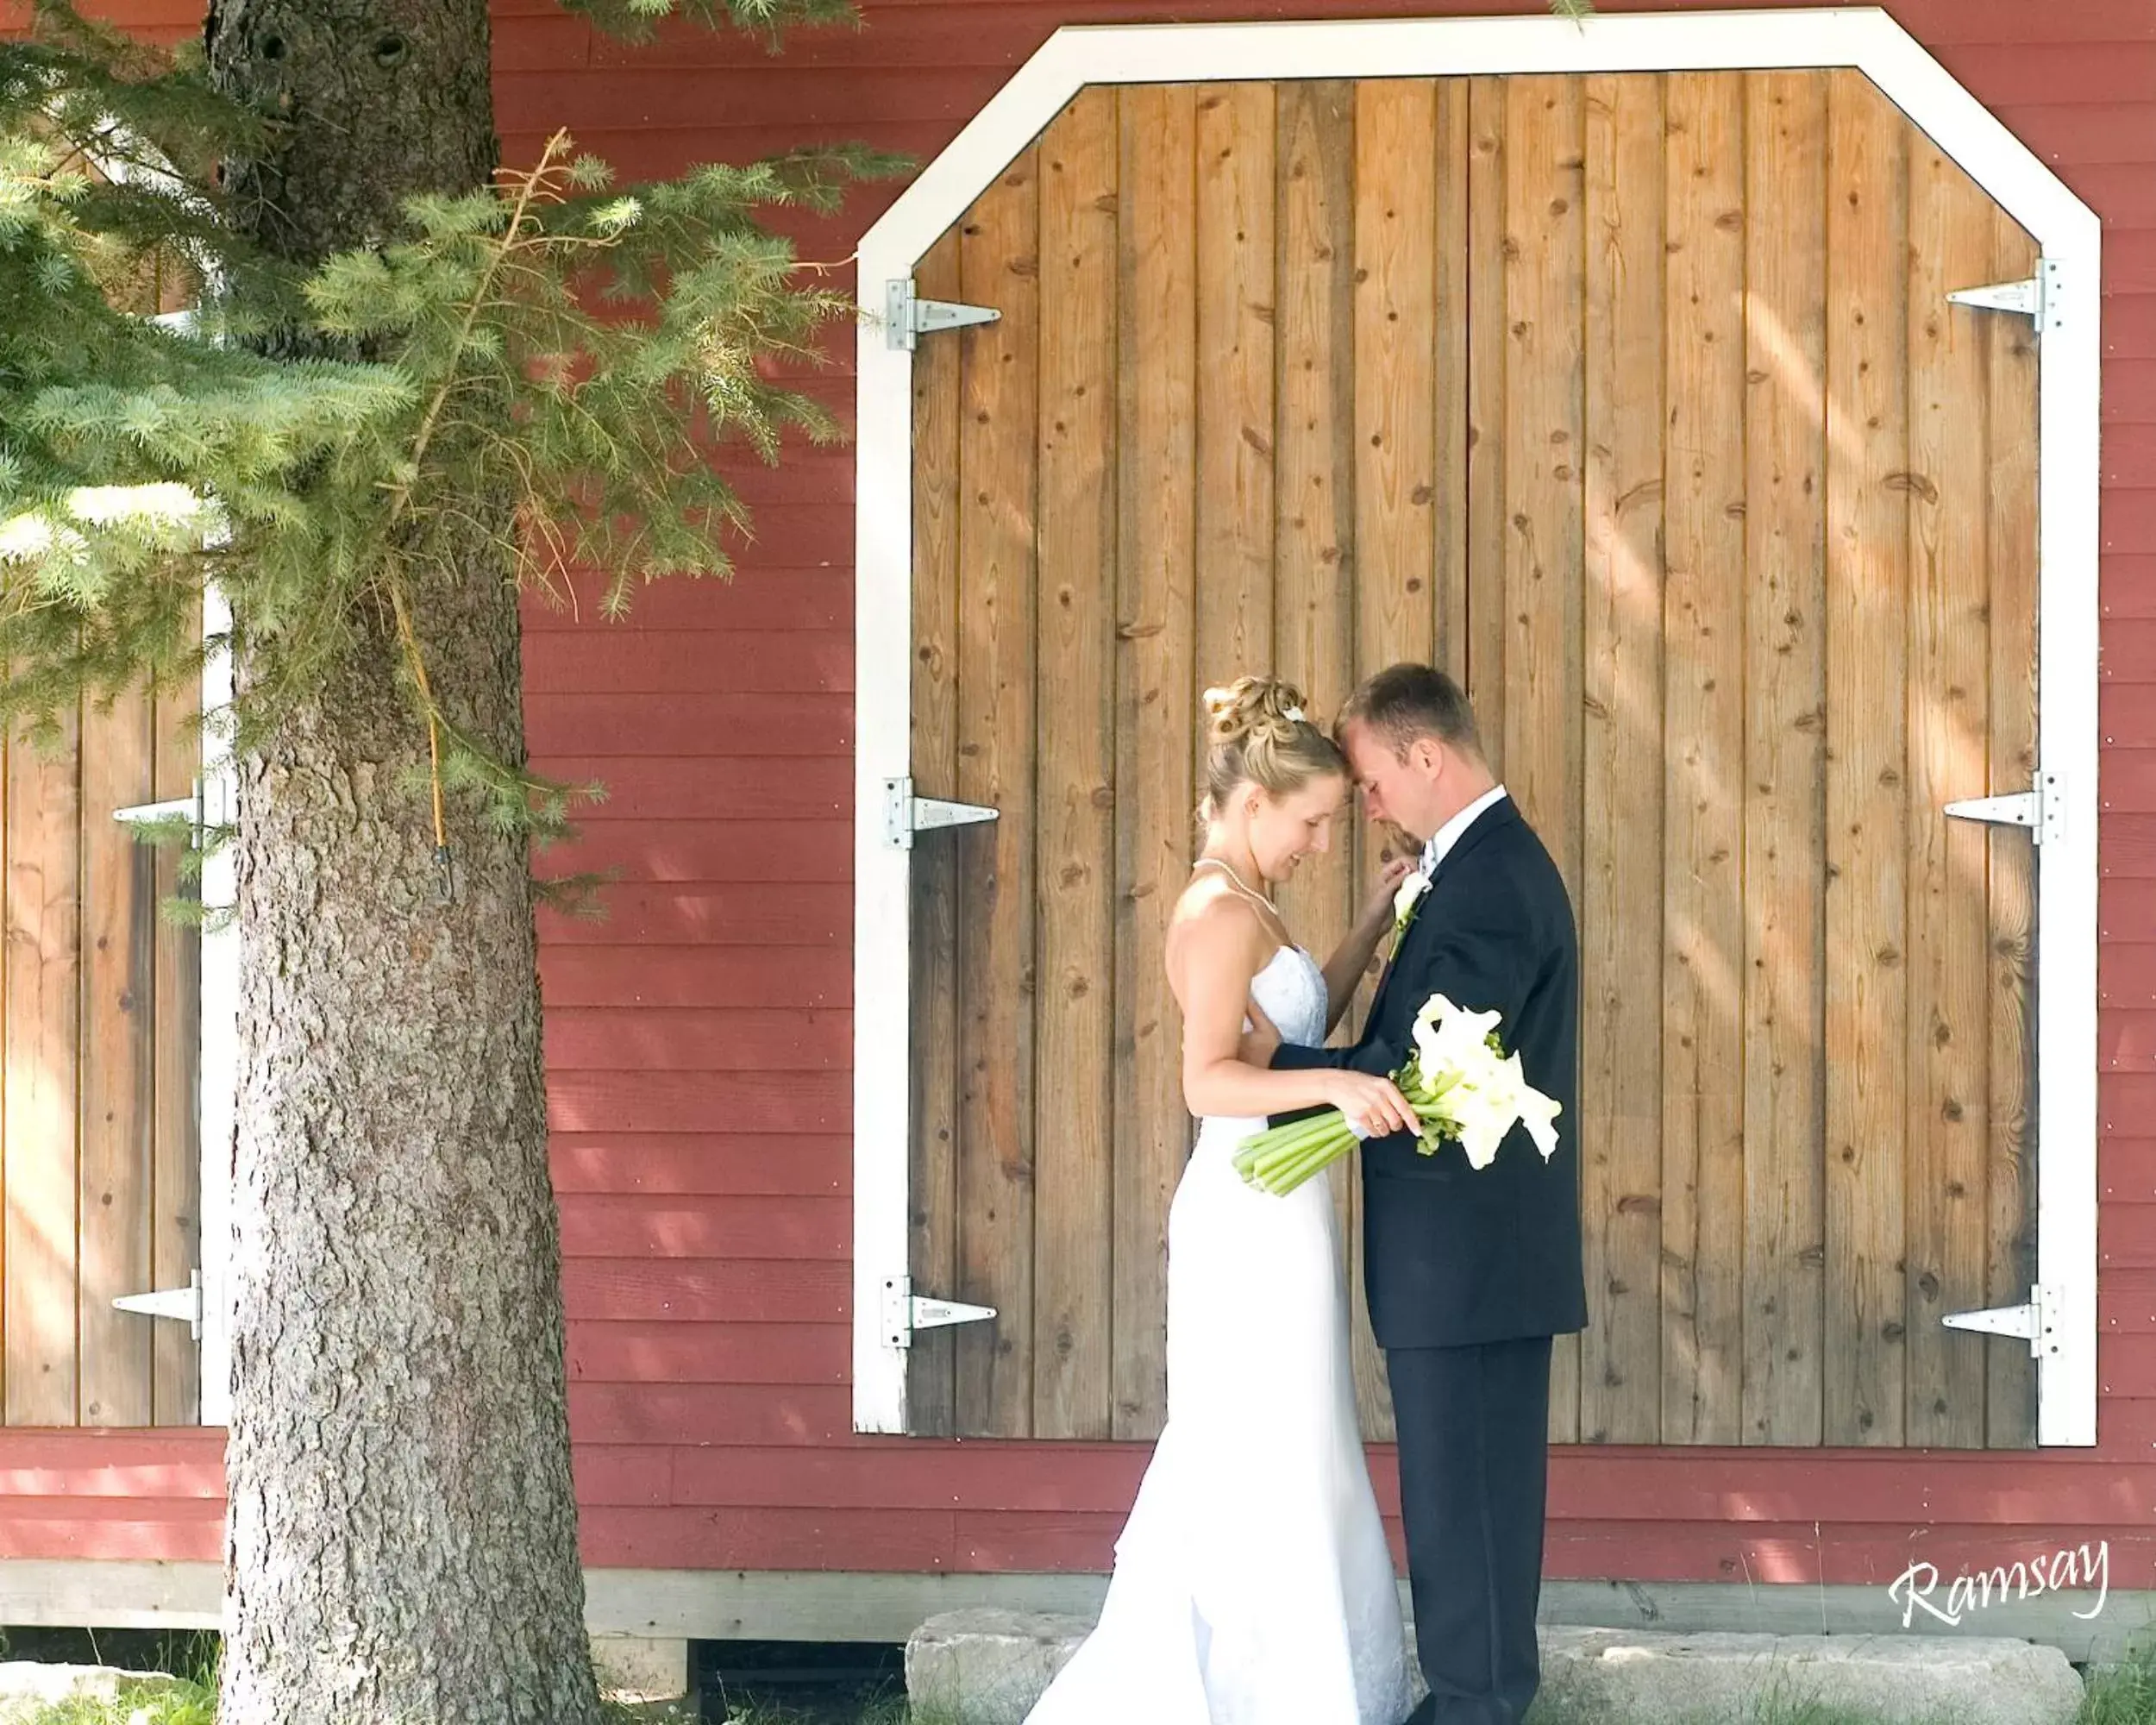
[1362,850,1417,926]
[1323,1070,1419,1139]
[1239,998,1282,1068]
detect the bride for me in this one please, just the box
[1025,676,1420,1725]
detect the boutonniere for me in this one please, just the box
[1391,870,1431,945]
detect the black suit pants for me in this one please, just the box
[1389,1335,1553,1725]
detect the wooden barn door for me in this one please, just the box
[906,70,2040,1449]
[1,690,204,1427]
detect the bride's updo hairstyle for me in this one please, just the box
[1197,675,1349,826]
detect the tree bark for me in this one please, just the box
[202,5,600,1722]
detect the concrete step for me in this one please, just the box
[903,1609,2087,1725]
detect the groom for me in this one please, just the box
[1261,662,1586,1725]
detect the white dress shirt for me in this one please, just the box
[1420,783,1509,877]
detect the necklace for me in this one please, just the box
[1194,855,1279,913]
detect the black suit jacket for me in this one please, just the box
[1272,797,1588,1350]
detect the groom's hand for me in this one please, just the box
[1239,999,1282,1069]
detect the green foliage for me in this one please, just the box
[0,0,899,845]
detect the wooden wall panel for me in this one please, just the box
[1031,86,1118,1441]
[906,228,965,1440]
[1984,198,2041,1450]
[954,147,1039,1436]
[1739,69,1830,1446]
[1660,71,1747,1446]
[1822,71,1911,1446]
[1110,84,1195,1441]
[78,690,156,1428]
[906,66,2039,1450]
[1903,143,2002,1447]
[1578,69,1665,1446]
[1502,74,1587,1444]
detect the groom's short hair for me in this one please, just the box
[1338,662,1486,762]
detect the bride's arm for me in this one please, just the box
[1318,854,1415,1034]
[1172,903,1414,1132]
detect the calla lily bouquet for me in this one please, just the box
[1232,993,1562,1197]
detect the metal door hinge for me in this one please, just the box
[113,775,230,839]
[114,1269,203,1341]
[885,776,998,849]
[1943,1283,2062,1359]
[881,1276,996,1349]
[885,277,1000,351]
[1949,258,2065,336]
[1945,770,2065,846]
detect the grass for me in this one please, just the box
[9,1635,2156,1725]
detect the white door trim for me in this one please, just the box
[850,5,2103,1442]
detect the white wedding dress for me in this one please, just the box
[1025,944,1416,1725]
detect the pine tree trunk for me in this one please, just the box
[201,5,602,1722]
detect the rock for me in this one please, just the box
[903,1611,2087,1725]
[0,1663,187,1723]
[904,1608,1090,1725]
[1533,1627,2084,1725]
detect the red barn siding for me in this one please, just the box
[1,0,2153,1599]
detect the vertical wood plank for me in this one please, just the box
[1740,70,1828,1446]
[1275,78,1360,1362]
[1504,75,1585,1445]
[1350,76,1440,1441]
[907,226,965,1439]
[1354,78,1438,680]
[1194,83,1277,728]
[1984,201,2040,1449]
[1433,81,1471,690]
[6,709,83,1426]
[1465,78,1508,776]
[150,670,201,1427]
[1903,143,1996,1448]
[955,149,1040,1437]
[1659,72,1747,1446]
[1822,71,1908,1447]
[1031,87,1118,1441]
[79,687,157,1427]
[1112,84,1196,1442]
[1578,71,1664,1446]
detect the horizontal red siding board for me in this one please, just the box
[0,1497,222,1563]
[568,1322,849,1385]
[2104,1012,2156,1070]
[549,1070,845,1135]
[525,693,850,759]
[542,821,850,887]
[547,1007,848,1072]
[541,946,849,1009]
[531,764,848,828]
[560,1257,848,1324]
[580,1504,956,1570]
[2104,684,2156,743]
[526,630,851,696]
[572,1445,673,1507]
[2104,950,2156,1012]
[2113,557,2156,619]
[2103,816,2156,875]
[550,1134,850,1195]
[520,570,849,633]
[2103,878,2156,939]
[558,1195,849,1260]
[569,1384,850,1446]
[537,883,847,946]
[2103,751,2156,812]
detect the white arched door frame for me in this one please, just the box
[850,6,2103,1444]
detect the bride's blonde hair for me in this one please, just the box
[1197,676,1348,826]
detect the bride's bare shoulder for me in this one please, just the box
[1167,873,1266,968]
